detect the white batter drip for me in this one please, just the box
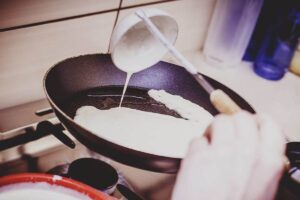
[0,182,91,200]
[119,72,132,107]
[74,89,213,158]
[148,89,212,124]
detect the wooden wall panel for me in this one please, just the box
[0,0,119,29]
[0,12,116,109]
[122,0,167,7]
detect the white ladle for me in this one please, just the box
[110,8,178,107]
[110,9,240,114]
[109,9,291,168]
[110,8,178,73]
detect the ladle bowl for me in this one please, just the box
[109,8,178,73]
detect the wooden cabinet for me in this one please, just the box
[0,0,119,29]
[0,12,116,109]
[122,0,168,7]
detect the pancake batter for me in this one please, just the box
[74,89,213,158]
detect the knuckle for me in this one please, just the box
[234,110,253,119]
[262,155,285,170]
[213,114,230,124]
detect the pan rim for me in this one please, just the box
[43,54,183,172]
[43,53,255,173]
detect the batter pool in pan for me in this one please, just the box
[74,89,213,158]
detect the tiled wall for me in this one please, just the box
[0,0,216,110]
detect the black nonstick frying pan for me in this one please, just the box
[44,53,254,173]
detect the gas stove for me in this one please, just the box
[1,99,300,200]
[0,99,176,200]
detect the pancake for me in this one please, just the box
[74,89,213,158]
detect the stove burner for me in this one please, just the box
[68,158,118,193]
[47,157,142,199]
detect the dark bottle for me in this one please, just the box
[254,9,300,80]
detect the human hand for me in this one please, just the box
[172,111,286,200]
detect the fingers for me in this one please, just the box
[257,114,286,157]
[243,114,286,200]
[173,137,212,200]
[255,114,286,176]
[176,111,286,200]
[209,114,236,148]
[233,111,259,148]
[229,111,260,200]
[257,114,286,200]
[188,136,209,155]
[182,137,210,167]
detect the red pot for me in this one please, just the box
[0,173,116,200]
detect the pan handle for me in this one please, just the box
[117,184,144,200]
[36,121,75,149]
[278,142,300,198]
[210,89,242,115]
[286,142,300,168]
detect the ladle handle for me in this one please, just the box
[136,10,242,115]
[135,10,198,75]
[210,89,241,115]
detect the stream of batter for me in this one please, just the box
[119,72,132,107]
[75,89,213,158]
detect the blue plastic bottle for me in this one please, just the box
[254,9,300,80]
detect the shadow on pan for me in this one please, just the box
[44,54,254,173]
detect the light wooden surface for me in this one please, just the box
[0,0,119,29]
[122,0,168,7]
[0,12,116,109]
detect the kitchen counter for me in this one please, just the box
[164,51,300,141]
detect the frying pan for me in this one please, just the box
[44,53,254,173]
